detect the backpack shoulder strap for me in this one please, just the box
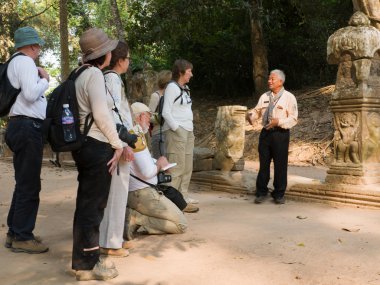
[7,52,26,63]
[168,80,184,104]
[154,92,163,113]
[83,113,94,136]
[103,70,118,76]
[69,64,91,81]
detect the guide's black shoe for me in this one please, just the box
[254,195,267,204]
[273,196,285,204]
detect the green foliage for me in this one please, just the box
[125,0,352,95]
[127,0,253,96]
[0,0,357,97]
[0,118,7,129]
[0,0,19,61]
[262,0,353,88]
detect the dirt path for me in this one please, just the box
[0,160,379,285]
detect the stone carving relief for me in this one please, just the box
[368,50,380,88]
[327,12,380,65]
[326,10,380,185]
[333,112,360,164]
[213,105,247,171]
[353,58,372,91]
[353,0,380,29]
[127,69,158,105]
[336,53,356,89]
[128,72,147,104]
[363,112,380,162]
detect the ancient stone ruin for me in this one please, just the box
[326,11,380,184]
[213,105,247,171]
[289,11,380,207]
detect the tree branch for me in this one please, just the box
[18,4,54,26]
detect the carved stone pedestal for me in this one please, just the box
[325,12,380,185]
[289,12,380,207]
[213,105,247,171]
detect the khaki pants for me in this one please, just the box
[127,187,187,234]
[165,127,195,196]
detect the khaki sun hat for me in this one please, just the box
[14,26,45,49]
[79,28,118,62]
[131,102,152,115]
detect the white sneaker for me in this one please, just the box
[185,197,199,204]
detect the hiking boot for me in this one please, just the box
[124,208,138,241]
[100,247,129,258]
[5,234,42,249]
[5,234,13,249]
[183,204,199,213]
[11,239,49,254]
[99,256,116,269]
[273,196,286,204]
[185,197,199,204]
[75,258,118,281]
[254,195,267,204]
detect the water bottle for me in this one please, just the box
[62,104,76,142]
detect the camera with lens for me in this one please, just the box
[116,123,138,149]
[157,171,172,184]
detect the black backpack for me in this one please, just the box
[45,65,93,152]
[0,53,25,117]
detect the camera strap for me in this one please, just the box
[103,71,125,176]
[105,84,125,125]
[103,70,135,127]
[130,173,159,191]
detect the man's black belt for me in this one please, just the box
[263,127,289,132]
[9,115,43,123]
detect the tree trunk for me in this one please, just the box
[109,0,133,94]
[250,0,268,97]
[109,0,126,41]
[59,0,70,81]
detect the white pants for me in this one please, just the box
[99,160,130,249]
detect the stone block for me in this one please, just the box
[193,158,213,172]
[194,147,214,160]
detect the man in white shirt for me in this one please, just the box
[4,27,50,253]
[247,69,298,204]
[125,102,198,241]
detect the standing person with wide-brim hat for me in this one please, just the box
[71,28,123,281]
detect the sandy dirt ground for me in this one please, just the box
[1,160,380,285]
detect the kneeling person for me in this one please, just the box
[125,103,191,240]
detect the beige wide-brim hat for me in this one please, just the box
[79,28,118,62]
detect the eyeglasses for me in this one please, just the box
[125,56,132,64]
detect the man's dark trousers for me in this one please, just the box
[5,117,44,241]
[256,128,290,199]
